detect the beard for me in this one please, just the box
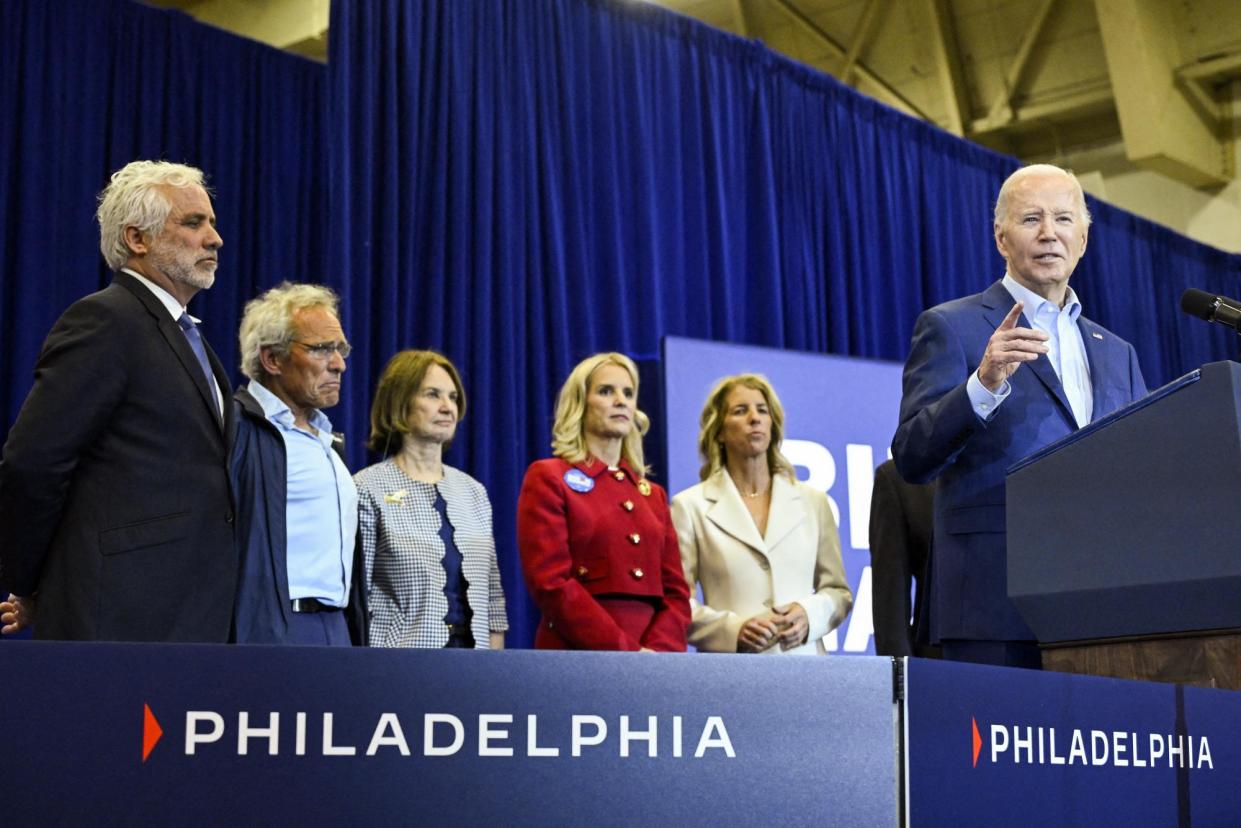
[149,245,216,291]
[177,263,216,291]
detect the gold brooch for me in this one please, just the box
[383,489,408,504]
[637,480,651,497]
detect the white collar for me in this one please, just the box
[1002,273,1082,321]
[121,268,196,322]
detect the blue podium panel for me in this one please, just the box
[905,659,1241,826]
[1,644,898,825]
[1007,362,1241,642]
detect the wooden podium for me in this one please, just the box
[1040,631,1241,690]
[1006,361,1241,689]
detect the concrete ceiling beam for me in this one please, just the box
[1095,0,1229,187]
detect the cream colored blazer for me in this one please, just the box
[671,469,852,654]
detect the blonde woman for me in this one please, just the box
[671,374,852,654]
[516,353,690,651]
[353,350,508,649]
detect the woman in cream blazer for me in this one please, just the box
[671,374,852,654]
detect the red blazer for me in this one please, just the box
[517,457,690,651]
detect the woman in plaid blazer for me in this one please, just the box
[354,350,508,649]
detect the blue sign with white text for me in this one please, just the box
[0,643,899,825]
[905,658,1241,825]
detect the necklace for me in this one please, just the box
[730,469,769,499]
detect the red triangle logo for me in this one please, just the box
[143,703,163,763]
[971,717,982,768]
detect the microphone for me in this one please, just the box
[1180,288,1241,331]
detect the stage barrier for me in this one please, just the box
[6,644,1240,825]
[906,658,1241,825]
[1,644,898,824]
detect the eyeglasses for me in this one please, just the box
[293,340,352,360]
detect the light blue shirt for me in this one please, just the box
[968,275,1093,428]
[248,380,357,607]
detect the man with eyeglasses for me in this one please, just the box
[0,160,236,641]
[230,282,364,646]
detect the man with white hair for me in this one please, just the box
[892,163,1147,668]
[0,160,236,641]
[230,282,363,646]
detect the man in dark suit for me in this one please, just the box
[892,164,1146,668]
[0,160,236,641]
[868,459,936,659]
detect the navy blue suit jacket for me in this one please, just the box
[892,280,1147,642]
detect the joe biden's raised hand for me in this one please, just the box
[978,302,1048,392]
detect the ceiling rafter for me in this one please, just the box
[767,0,929,121]
[730,0,748,37]
[840,0,883,88]
[977,0,1058,131]
[923,0,969,136]
[969,81,1114,138]
[1175,50,1241,125]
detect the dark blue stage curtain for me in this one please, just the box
[329,0,1241,647]
[0,0,327,430]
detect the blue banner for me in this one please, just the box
[661,336,905,655]
[1,643,898,824]
[905,658,1241,825]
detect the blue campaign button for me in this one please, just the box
[564,469,594,493]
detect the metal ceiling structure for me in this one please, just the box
[664,0,1241,189]
[146,0,1241,191]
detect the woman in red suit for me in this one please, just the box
[517,352,691,651]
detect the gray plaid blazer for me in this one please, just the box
[354,460,508,648]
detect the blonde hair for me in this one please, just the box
[696,373,795,482]
[238,282,340,379]
[368,350,466,455]
[994,163,1092,227]
[551,352,650,475]
[96,160,209,270]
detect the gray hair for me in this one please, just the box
[993,163,1092,227]
[95,161,208,270]
[238,282,341,380]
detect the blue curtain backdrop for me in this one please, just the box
[0,0,327,427]
[327,0,1241,647]
[4,0,1241,647]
